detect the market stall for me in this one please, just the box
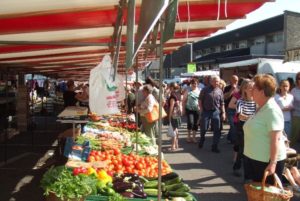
[42,113,195,201]
[0,1,274,201]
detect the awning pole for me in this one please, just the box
[125,0,135,69]
[157,17,165,201]
[190,43,193,62]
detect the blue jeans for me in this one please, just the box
[200,110,221,146]
[226,108,236,142]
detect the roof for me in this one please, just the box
[193,13,284,51]
[0,0,272,80]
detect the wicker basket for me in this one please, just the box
[245,171,293,201]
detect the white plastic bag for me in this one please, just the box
[167,124,175,138]
[89,55,120,115]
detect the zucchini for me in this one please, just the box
[175,184,190,192]
[167,191,190,197]
[165,176,182,186]
[165,182,185,192]
[144,180,166,189]
[139,176,149,184]
[182,193,194,201]
[144,188,159,197]
[162,172,179,182]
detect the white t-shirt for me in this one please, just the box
[274,93,294,121]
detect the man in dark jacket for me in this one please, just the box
[198,75,226,153]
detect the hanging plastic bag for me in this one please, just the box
[167,124,175,138]
[89,55,120,115]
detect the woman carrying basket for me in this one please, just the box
[243,74,286,184]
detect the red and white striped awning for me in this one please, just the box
[0,0,273,79]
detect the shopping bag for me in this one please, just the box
[145,103,167,123]
[167,124,175,138]
[89,55,121,115]
[244,171,293,201]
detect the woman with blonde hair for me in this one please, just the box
[229,79,256,177]
[243,74,286,184]
[137,84,157,145]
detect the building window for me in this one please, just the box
[221,45,226,51]
[247,39,254,47]
[210,47,216,53]
[205,48,210,54]
[266,32,283,43]
[226,44,232,50]
[239,40,247,48]
[232,42,239,49]
[254,37,265,45]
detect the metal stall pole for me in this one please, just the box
[157,18,165,201]
[125,0,137,154]
[4,68,9,163]
[135,59,139,155]
[31,73,34,149]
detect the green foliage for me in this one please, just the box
[76,135,101,150]
[108,193,127,201]
[40,166,98,200]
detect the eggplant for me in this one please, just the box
[124,173,139,180]
[134,180,144,189]
[132,187,147,198]
[121,191,134,198]
[113,181,133,192]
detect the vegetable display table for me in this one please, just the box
[57,106,88,137]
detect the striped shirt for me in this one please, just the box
[236,99,256,122]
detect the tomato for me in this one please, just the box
[122,158,130,167]
[95,155,101,161]
[113,148,120,155]
[135,163,143,170]
[73,168,81,175]
[88,156,95,162]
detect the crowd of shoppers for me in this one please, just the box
[74,71,298,188]
[133,72,300,188]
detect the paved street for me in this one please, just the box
[0,117,299,201]
[162,121,300,201]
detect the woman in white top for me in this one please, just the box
[137,84,158,145]
[275,80,294,139]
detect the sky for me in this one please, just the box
[212,0,300,36]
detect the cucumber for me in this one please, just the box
[144,188,158,197]
[165,176,182,186]
[165,182,185,192]
[144,180,158,188]
[162,172,179,182]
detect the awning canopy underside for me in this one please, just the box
[0,0,272,80]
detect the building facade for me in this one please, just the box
[163,11,300,78]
